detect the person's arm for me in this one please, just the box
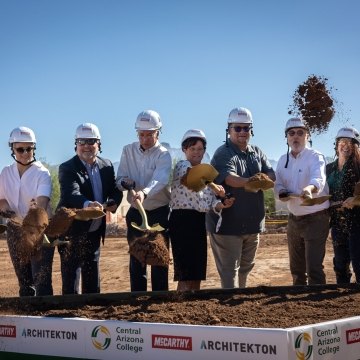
[302,153,327,197]
[142,151,172,197]
[224,173,249,188]
[58,162,88,209]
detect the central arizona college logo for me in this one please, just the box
[91,325,111,350]
[295,332,313,360]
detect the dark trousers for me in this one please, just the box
[287,210,329,285]
[7,236,54,297]
[59,229,101,294]
[332,221,360,284]
[126,205,169,292]
[331,227,352,283]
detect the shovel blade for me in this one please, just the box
[301,195,331,206]
[131,221,165,233]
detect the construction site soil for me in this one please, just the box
[1,226,360,329]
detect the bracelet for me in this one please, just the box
[141,190,147,199]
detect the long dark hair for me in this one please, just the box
[335,139,360,179]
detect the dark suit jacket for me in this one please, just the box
[58,155,123,242]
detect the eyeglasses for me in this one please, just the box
[287,129,305,137]
[14,147,35,154]
[230,126,251,133]
[76,139,98,145]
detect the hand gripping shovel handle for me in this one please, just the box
[121,180,164,232]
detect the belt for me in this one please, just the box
[289,208,329,220]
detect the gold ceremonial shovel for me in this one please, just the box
[130,190,164,232]
[181,163,224,196]
[290,194,331,206]
[120,180,164,232]
[279,193,331,206]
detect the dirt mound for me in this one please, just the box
[288,74,336,134]
[1,284,359,329]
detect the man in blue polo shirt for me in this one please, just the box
[206,107,275,288]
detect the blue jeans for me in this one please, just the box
[126,205,169,292]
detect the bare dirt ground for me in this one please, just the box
[1,226,360,329]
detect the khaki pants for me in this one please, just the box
[209,232,259,288]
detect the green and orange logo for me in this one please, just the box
[295,332,313,360]
[91,325,111,350]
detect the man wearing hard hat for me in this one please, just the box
[206,107,275,289]
[116,110,172,292]
[275,117,330,286]
[57,123,122,294]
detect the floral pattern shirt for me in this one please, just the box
[170,160,221,213]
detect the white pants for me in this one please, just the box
[209,233,260,288]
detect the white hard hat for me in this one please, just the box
[285,117,307,133]
[228,107,253,124]
[336,127,360,143]
[181,129,206,144]
[9,126,36,144]
[75,123,101,139]
[135,110,162,131]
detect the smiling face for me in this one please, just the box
[76,138,100,164]
[336,138,354,160]
[228,123,252,151]
[183,139,206,166]
[286,127,309,156]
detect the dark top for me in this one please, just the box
[206,141,275,235]
[58,155,123,242]
[326,157,360,230]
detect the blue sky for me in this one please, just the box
[0,0,359,170]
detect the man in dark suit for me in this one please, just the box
[58,123,122,294]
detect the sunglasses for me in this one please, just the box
[287,129,305,137]
[76,139,98,145]
[14,146,35,154]
[230,126,251,133]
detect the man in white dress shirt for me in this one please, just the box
[116,110,171,292]
[274,117,330,285]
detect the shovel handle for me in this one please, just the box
[130,189,150,228]
[207,182,225,197]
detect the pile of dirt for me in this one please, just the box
[288,74,336,134]
[0,284,359,328]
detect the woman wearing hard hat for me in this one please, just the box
[169,129,234,292]
[0,126,54,296]
[326,126,360,284]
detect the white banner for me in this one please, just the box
[1,315,360,359]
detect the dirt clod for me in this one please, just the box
[46,207,76,238]
[288,74,336,134]
[129,232,170,267]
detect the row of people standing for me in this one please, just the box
[1,109,359,297]
[118,108,360,291]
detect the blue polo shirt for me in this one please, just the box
[206,141,274,235]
